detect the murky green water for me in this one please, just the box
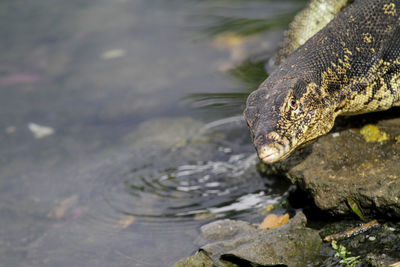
[0,0,305,266]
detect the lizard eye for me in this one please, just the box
[289,98,297,110]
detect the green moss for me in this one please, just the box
[360,124,389,143]
[332,241,361,267]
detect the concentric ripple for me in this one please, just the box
[100,116,288,223]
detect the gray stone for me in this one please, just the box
[196,212,322,267]
[173,251,215,267]
[268,116,400,217]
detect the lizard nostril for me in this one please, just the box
[267,132,281,142]
[253,135,266,148]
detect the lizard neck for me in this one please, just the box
[336,62,400,116]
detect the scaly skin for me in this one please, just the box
[275,0,351,65]
[244,0,400,164]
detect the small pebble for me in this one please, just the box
[28,122,55,139]
[101,49,126,59]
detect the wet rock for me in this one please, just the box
[320,220,400,266]
[175,212,322,267]
[173,251,214,267]
[267,114,400,218]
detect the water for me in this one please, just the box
[0,0,305,266]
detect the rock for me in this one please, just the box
[177,212,322,267]
[320,220,400,266]
[265,113,400,218]
[173,251,214,267]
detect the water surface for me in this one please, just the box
[0,0,305,266]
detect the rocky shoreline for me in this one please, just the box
[268,109,400,218]
[175,110,400,266]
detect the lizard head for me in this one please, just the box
[244,76,336,164]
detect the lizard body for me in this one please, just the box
[244,0,400,163]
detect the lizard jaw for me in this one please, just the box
[258,145,282,164]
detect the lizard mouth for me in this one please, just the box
[257,145,283,164]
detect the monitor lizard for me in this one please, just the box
[244,0,400,164]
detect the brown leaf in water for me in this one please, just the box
[113,216,135,230]
[0,74,41,85]
[259,213,289,230]
[48,195,79,219]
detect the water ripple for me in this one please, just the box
[97,116,288,224]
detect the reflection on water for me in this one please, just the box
[0,0,305,266]
[184,59,268,116]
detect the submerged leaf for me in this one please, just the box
[48,195,79,219]
[113,216,135,230]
